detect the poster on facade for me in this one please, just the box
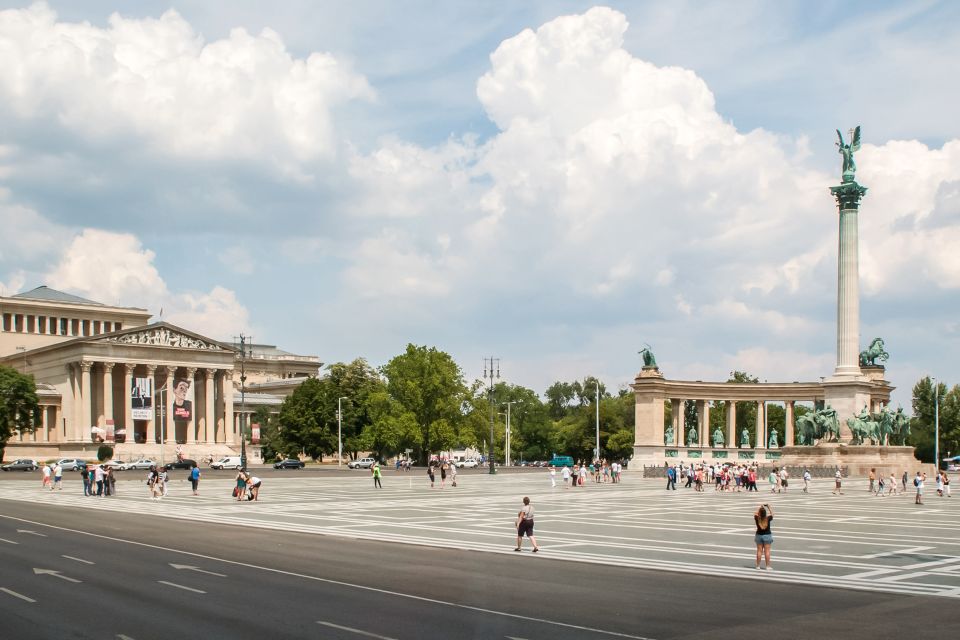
[131,377,153,420]
[251,423,260,444]
[172,376,193,422]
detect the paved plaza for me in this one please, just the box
[2,470,959,599]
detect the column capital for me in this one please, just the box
[184,366,198,376]
[202,367,217,379]
[145,364,158,375]
[102,361,116,370]
[123,362,137,374]
[79,361,94,373]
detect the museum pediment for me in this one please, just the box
[95,325,225,351]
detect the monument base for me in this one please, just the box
[779,443,928,478]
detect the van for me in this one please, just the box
[549,455,574,468]
[211,456,242,470]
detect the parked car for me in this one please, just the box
[347,457,376,469]
[548,455,575,468]
[210,456,242,470]
[460,459,479,469]
[122,459,156,471]
[274,458,305,469]
[102,459,126,469]
[1,459,39,471]
[164,459,197,471]
[54,458,88,471]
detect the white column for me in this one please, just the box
[146,365,159,444]
[164,366,176,444]
[102,362,115,427]
[80,361,93,440]
[671,399,681,447]
[123,363,135,432]
[834,206,863,377]
[41,405,49,442]
[726,401,736,448]
[785,401,795,446]
[184,367,197,445]
[755,401,765,449]
[204,369,216,443]
[223,371,235,444]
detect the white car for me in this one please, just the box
[102,459,126,469]
[210,456,243,470]
[122,459,155,471]
[347,457,376,469]
[460,459,479,469]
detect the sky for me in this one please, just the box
[0,1,958,409]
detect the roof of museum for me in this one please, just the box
[8,286,148,311]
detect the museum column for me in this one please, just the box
[184,367,197,445]
[41,404,49,441]
[754,401,765,449]
[164,366,176,445]
[223,371,235,445]
[123,363,135,432]
[204,369,215,444]
[80,361,93,439]
[785,401,795,446]
[102,362,115,428]
[147,365,159,444]
[726,401,736,448]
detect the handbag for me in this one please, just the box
[232,486,239,497]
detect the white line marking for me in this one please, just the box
[901,557,960,570]
[0,514,655,639]
[861,546,933,559]
[157,580,206,594]
[17,529,46,537]
[62,555,95,565]
[844,567,904,580]
[0,587,35,603]
[169,563,226,577]
[33,568,81,583]
[117,635,136,640]
[0,537,17,544]
[317,621,398,639]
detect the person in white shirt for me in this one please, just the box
[802,469,812,493]
[561,465,571,488]
[41,464,51,488]
[549,467,556,488]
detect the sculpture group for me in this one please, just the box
[859,337,889,367]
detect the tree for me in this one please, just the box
[381,344,468,463]
[728,371,759,443]
[359,390,420,461]
[910,376,959,464]
[275,378,336,460]
[544,382,576,420]
[0,366,39,457]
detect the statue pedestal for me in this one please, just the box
[779,444,926,477]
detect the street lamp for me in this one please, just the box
[234,334,253,470]
[153,384,167,468]
[502,400,521,466]
[483,357,500,474]
[594,381,600,462]
[337,396,348,469]
[933,376,940,472]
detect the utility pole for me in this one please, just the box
[503,400,521,466]
[933,376,940,472]
[595,381,600,462]
[483,358,500,474]
[234,334,253,470]
[337,396,348,469]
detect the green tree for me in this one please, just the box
[910,376,959,464]
[360,390,420,461]
[381,344,468,463]
[275,378,336,460]
[544,381,576,420]
[728,371,759,443]
[0,366,39,456]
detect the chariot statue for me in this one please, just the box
[892,406,911,445]
[796,407,841,444]
[859,337,889,367]
[847,406,879,445]
[639,345,658,368]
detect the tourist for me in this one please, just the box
[868,468,876,493]
[802,468,811,493]
[372,461,382,489]
[427,463,435,488]
[549,466,556,488]
[779,467,789,492]
[450,462,457,487]
[106,467,116,496]
[190,463,201,495]
[246,474,262,500]
[914,472,924,505]
[514,496,540,553]
[578,464,588,486]
[41,463,51,489]
[561,465,571,488]
[942,471,951,498]
[666,465,677,491]
[768,468,779,493]
[832,468,843,495]
[875,474,886,497]
[440,460,448,489]
[82,466,92,496]
[235,469,248,501]
[94,464,104,496]
[52,462,62,490]
[754,503,774,570]
[936,472,944,497]
[888,472,898,496]
[901,471,908,492]
[685,465,694,489]
[748,467,758,492]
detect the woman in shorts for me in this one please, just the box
[514,496,540,552]
[754,503,774,570]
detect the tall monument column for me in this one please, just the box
[830,177,868,378]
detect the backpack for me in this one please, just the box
[914,477,920,487]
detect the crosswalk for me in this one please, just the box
[2,472,959,598]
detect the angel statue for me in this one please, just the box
[836,126,861,183]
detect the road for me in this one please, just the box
[0,498,953,640]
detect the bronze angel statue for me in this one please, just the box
[836,126,861,182]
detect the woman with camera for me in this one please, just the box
[754,503,774,570]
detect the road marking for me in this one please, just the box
[317,621,398,639]
[62,555,95,565]
[861,546,933,559]
[157,580,206,594]
[0,537,17,544]
[17,529,46,537]
[33,568,81,583]
[169,563,226,577]
[0,587,35,603]
[117,635,136,640]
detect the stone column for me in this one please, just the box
[164,366,176,444]
[755,401,765,449]
[146,365,159,444]
[223,371,235,445]
[41,405,49,441]
[694,400,705,447]
[204,369,216,444]
[80,361,93,440]
[671,399,682,447]
[726,401,736,448]
[102,362,115,427]
[123,363,135,432]
[785,401,795,446]
[702,401,711,447]
[66,364,78,441]
[184,367,197,445]
[830,180,868,378]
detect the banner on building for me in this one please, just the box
[172,376,193,422]
[251,423,261,444]
[131,377,153,420]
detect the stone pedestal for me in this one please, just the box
[780,443,927,478]
[822,378,874,441]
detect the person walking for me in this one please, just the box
[450,462,457,487]
[754,503,774,570]
[41,463,51,489]
[914,471,924,505]
[666,465,677,490]
[514,496,540,553]
[832,468,843,495]
[549,466,556,488]
[902,470,908,492]
[685,464,694,489]
[52,462,62,491]
[561,465,571,489]
[943,471,951,497]
[802,468,811,493]
[936,472,944,497]
[106,467,116,496]
[876,473,886,497]
[427,463,435,488]
[372,461,382,489]
[868,468,876,493]
[81,466,92,496]
[440,460,448,489]
[189,463,201,495]
[888,472,898,496]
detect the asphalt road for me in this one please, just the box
[0,499,953,640]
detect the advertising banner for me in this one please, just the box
[131,377,153,420]
[172,376,193,422]
[251,423,260,444]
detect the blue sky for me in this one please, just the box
[0,1,958,408]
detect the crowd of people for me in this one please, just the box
[554,460,623,488]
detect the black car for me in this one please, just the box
[274,458,305,469]
[1,459,39,471]
[163,458,197,471]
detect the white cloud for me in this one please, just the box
[0,3,373,171]
[45,229,249,339]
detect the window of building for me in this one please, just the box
[14,314,23,332]
[47,316,55,335]
[37,316,46,334]
[71,318,79,336]
[114,322,122,331]
[93,320,101,335]
[2,313,10,332]
[26,315,35,333]
[59,317,67,335]
[82,319,90,336]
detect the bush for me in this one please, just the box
[97,445,114,462]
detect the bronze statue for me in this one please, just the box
[664,424,674,446]
[712,427,724,448]
[639,345,657,368]
[859,337,889,367]
[740,427,750,448]
[836,126,861,183]
[687,425,698,446]
[768,429,779,448]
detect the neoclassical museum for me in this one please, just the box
[0,286,320,460]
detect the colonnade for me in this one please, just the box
[663,399,799,449]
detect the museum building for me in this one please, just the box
[0,286,321,460]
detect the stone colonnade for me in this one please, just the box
[58,360,236,445]
[664,399,800,449]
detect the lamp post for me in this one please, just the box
[483,358,500,474]
[234,334,253,470]
[337,396,348,469]
[933,376,940,472]
[503,400,520,467]
[154,384,167,469]
[595,381,600,462]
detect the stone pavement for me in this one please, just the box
[2,470,959,599]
